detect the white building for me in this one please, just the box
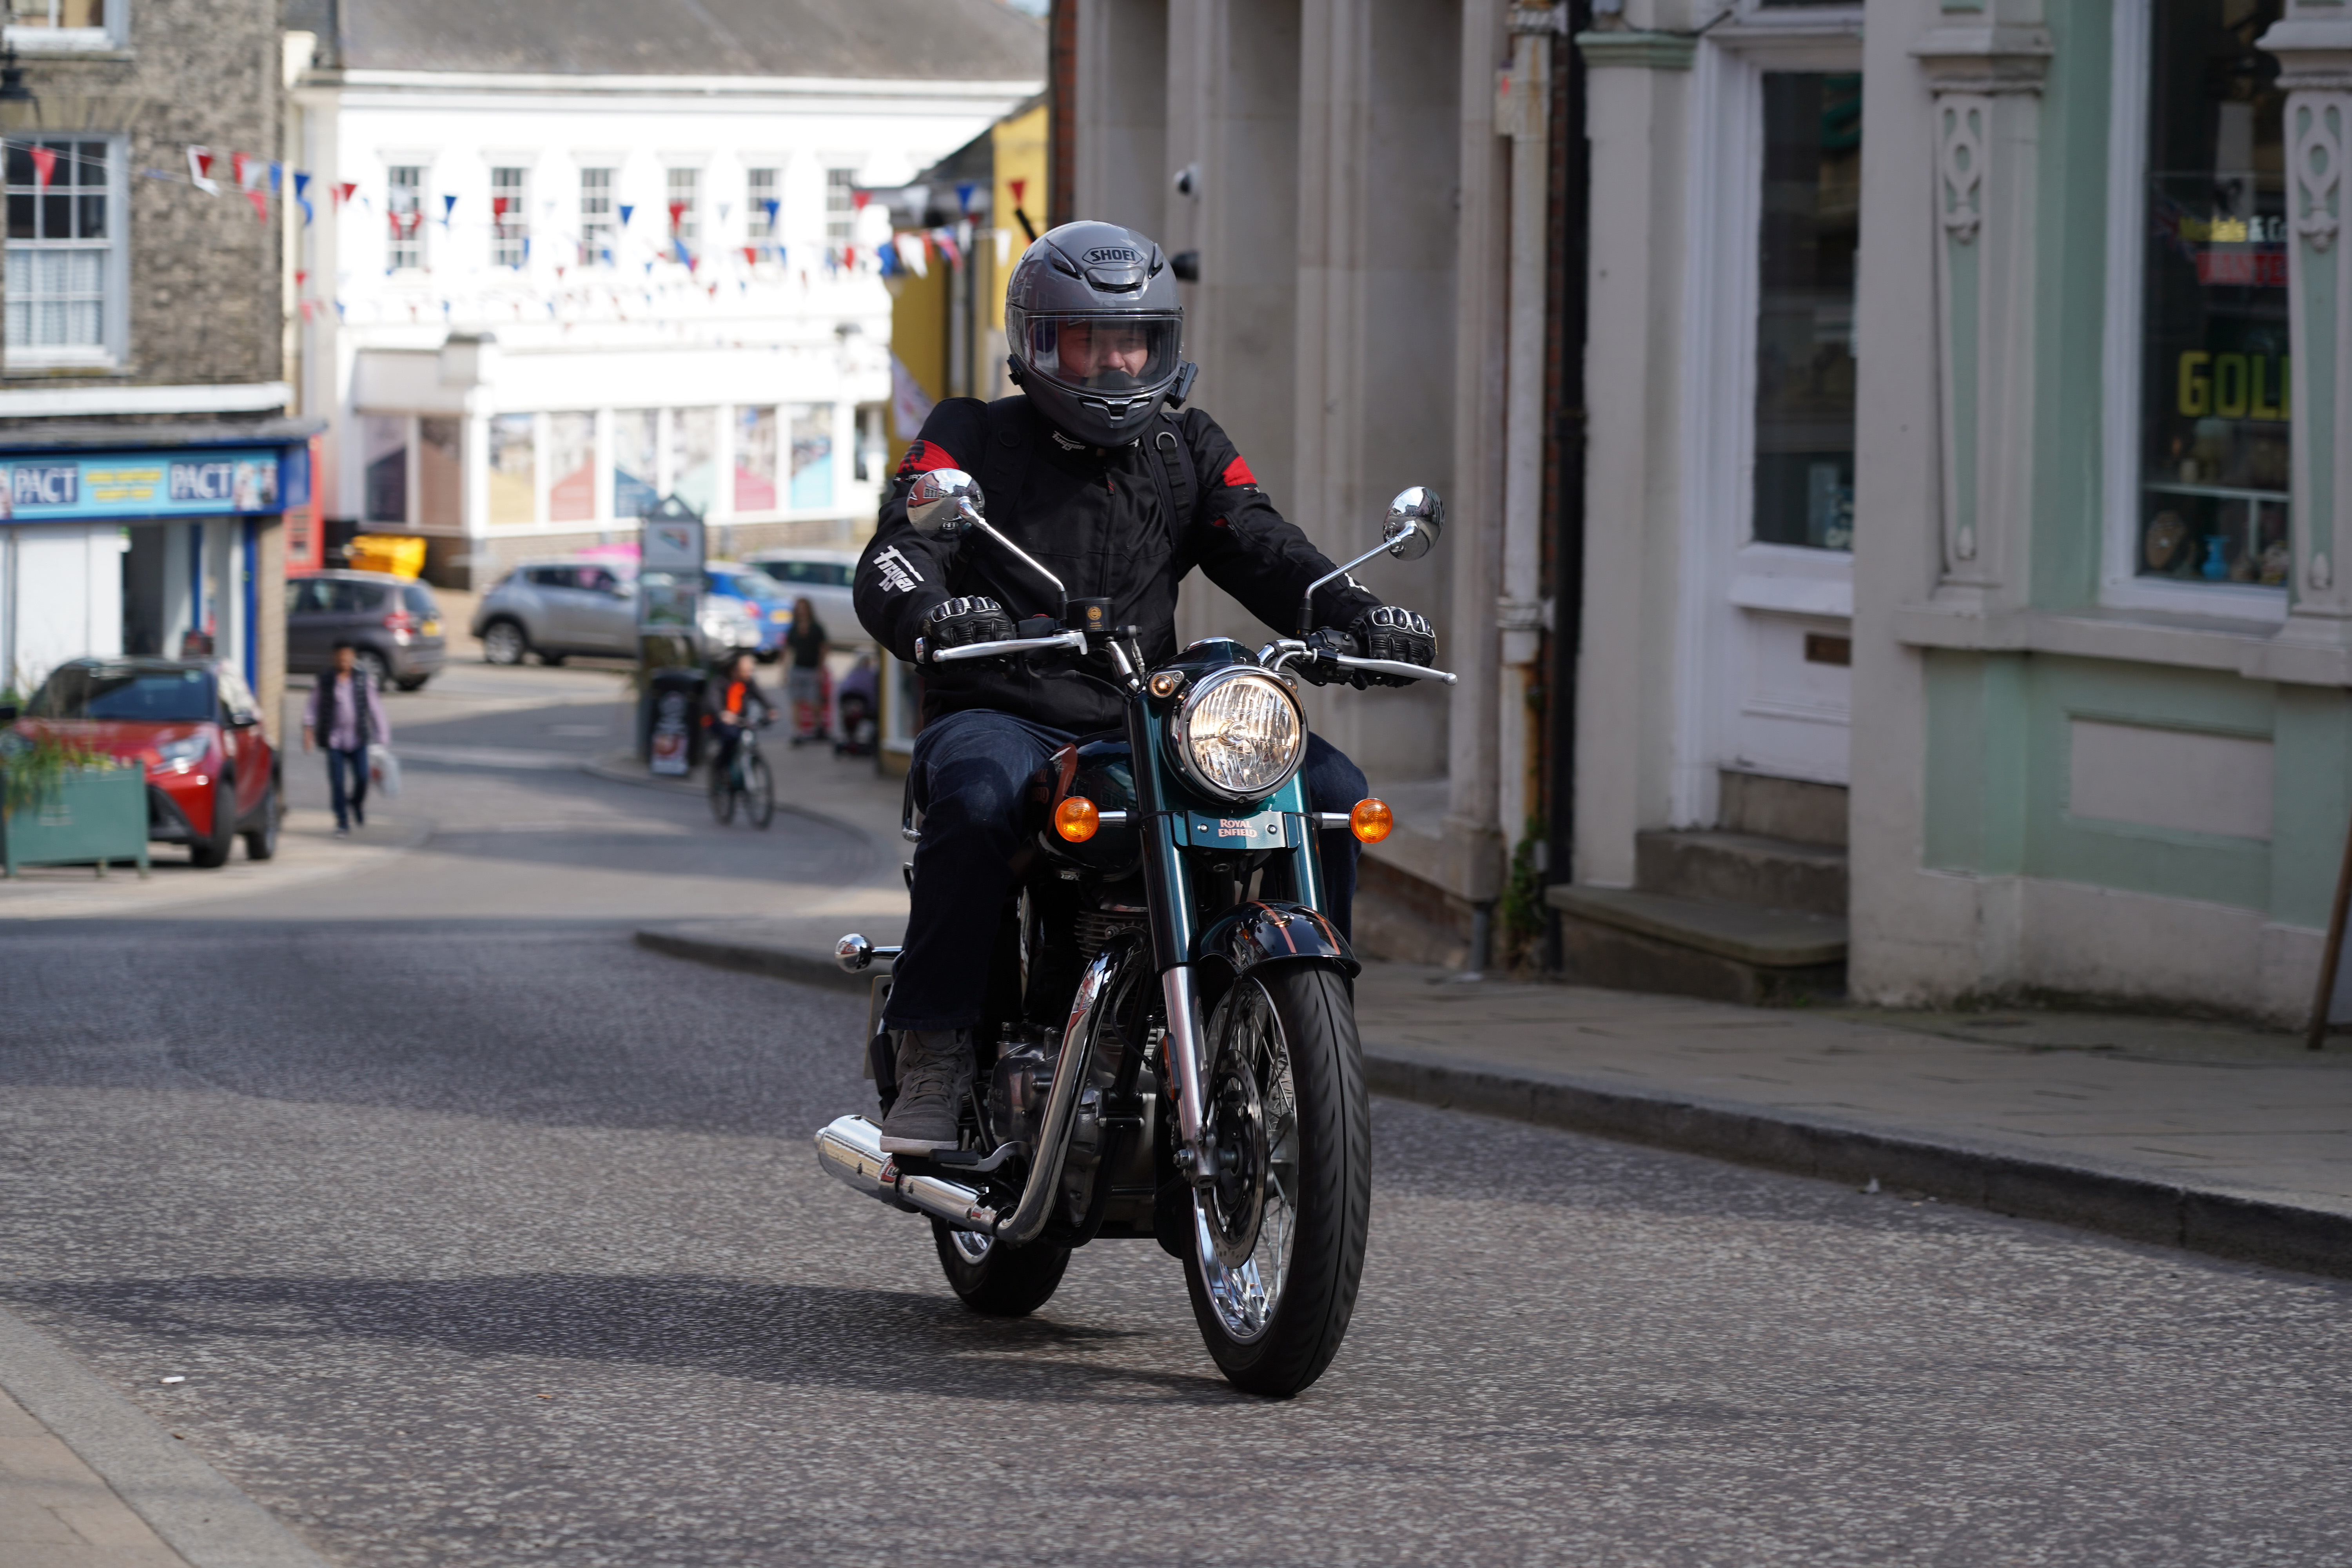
[285,0,1045,585]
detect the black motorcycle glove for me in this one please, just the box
[918,595,1016,659]
[1347,605,1437,687]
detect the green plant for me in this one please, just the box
[0,726,116,819]
[1500,815,1548,966]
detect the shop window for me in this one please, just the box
[548,412,595,523]
[5,0,120,47]
[855,403,888,482]
[5,136,119,365]
[789,404,835,509]
[1750,74,1860,552]
[666,407,717,515]
[417,417,461,528]
[491,167,527,268]
[579,167,615,266]
[736,406,779,511]
[488,414,535,526]
[614,408,659,517]
[2131,0,2288,593]
[387,165,424,272]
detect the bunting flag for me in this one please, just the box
[933,230,962,269]
[245,187,269,223]
[894,233,928,278]
[741,245,759,267]
[617,203,634,227]
[491,194,510,218]
[268,162,282,194]
[995,228,1013,267]
[293,171,313,225]
[334,180,356,207]
[763,198,780,231]
[440,192,457,227]
[849,189,871,211]
[27,145,54,189]
[955,181,978,213]
[1009,178,1026,207]
[187,145,219,194]
[666,199,686,230]
[718,201,731,223]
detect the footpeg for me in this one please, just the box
[901,1142,1022,1175]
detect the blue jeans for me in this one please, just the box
[325,746,368,829]
[883,707,1368,1031]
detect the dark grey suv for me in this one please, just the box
[285,570,447,691]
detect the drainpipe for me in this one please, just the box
[1496,6,1563,893]
[1545,5,1592,969]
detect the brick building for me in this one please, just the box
[0,0,315,737]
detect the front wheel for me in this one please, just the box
[743,749,774,829]
[481,619,527,666]
[931,1219,1070,1318]
[241,779,279,862]
[1181,964,1369,1398]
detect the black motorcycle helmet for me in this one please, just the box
[1004,220,1192,448]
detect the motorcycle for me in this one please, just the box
[817,469,1453,1397]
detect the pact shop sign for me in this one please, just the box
[0,446,309,522]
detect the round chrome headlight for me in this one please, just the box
[1172,669,1306,803]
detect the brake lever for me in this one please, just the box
[917,629,1090,665]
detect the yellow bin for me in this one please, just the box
[346,534,428,579]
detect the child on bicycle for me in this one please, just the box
[702,650,773,785]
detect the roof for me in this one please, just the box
[292,0,1045,81]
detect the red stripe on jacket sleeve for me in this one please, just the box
[897,440,956,477]
[1220,454,1257,488]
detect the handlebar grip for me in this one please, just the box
[1332,653,1459,686]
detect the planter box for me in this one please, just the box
[2,766,150,878]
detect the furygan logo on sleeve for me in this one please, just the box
[873,546,924,594]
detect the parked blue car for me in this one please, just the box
[703,564,794,661]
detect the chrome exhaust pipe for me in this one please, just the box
[813,1115,998,1234]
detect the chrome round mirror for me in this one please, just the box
[1382,486,1443,561]
[907,469,983,539]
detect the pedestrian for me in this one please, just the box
[303,638,390,837]
[783,596,829,742]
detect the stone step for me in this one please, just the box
[1546,884,1848,1008]
[1635,828,1848,917]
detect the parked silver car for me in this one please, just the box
[471,558,763,665]
[740,547,865,647]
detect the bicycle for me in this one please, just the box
[708,718,776,829]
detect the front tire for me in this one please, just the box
[744,750,774,829]
[707,762,735,825]
[1181,965,1369,1398]
[931,1220,1071,1318]
[241,779,279,862]
[481,619,527,666]
[189,776,236,869]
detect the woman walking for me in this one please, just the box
[783,597,829,744]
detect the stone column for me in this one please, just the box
[2258,9,2352,681]
[1909,15,2051,617]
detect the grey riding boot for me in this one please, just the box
[878,1027,975,1155]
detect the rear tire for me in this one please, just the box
[744,750,774,829]
[241,779,279,862]
[707,763,735,825]
[1180,964,1369,1398]
[931,1220,1071,1318]
[189,776,236,869]
[481,619,527,666]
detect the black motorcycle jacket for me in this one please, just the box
[855,393,1382,734]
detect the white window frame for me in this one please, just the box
[4,132,128,370]
[577,164,616,266]
[3,0,127,51]
[824,166,857,244]
[746,165,779,241]
[664,164,701,249]
[385,161,426,274]
[2100,0,2290,623]
[490,165,528,269]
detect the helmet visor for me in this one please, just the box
[1021,313,1182,395]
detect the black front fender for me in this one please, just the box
[1192,900,1359,986]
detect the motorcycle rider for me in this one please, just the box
[854,221,1438,1156]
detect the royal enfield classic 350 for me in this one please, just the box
[815,470,1454,1397]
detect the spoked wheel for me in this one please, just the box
[744,750,775,829]
[931,1218,1071,1317]
[481,620,527,666]
[1181,965,1369,1398]
[708,764,736,825]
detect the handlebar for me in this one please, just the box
[1328,653,1458,686]
[921,628,1090,665]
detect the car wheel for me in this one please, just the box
[395,674,430,692]
[482,619,528,666]
[190,775,236,869]
[353,648,392,691]
[536,650,569,667]
[242,777,280,862]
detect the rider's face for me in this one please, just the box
[1057,321,1150,380]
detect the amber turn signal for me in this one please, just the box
[1055,796,1101,843]
[1350,798,1392,844]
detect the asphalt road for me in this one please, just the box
[4,664,2350,1566]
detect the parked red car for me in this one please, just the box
[15,658,281,867]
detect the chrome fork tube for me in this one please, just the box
[1161,964,1211,1155]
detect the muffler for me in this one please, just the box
[814,1115,998,1234]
